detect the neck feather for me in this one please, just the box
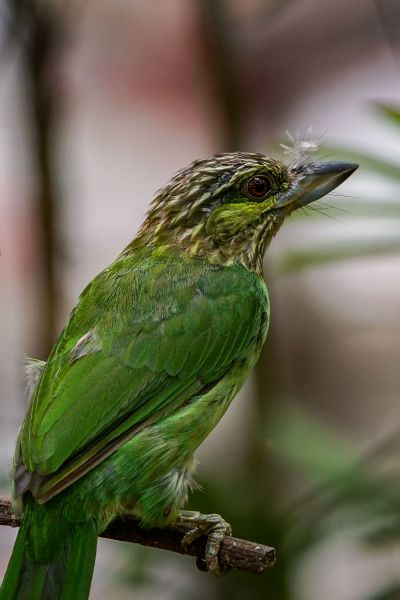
[133,209,284,274]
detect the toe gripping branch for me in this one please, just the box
[0,498,276,575]
[179,511,233,575]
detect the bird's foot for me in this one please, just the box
[178,510,232,575]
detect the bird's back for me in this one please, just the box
[16,245,269,505]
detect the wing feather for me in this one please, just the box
[19,248,268,501]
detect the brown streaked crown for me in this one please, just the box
[133,152,290,272]
[142,152,288,231]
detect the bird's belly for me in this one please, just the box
[67,357,254,529]
[120,359,252,525]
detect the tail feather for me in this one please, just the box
[0,509,97,600]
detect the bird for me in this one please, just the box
[0,150,357,599]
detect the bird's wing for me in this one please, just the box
[19,248,268,501]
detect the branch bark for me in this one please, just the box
[0,497,275,575]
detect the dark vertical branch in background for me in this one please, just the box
[196,0,283,502]
[195,3,290,597]
[196,0,243,150]
[6,0,62,358]
[26,3,60,358]
[374,0,400,66]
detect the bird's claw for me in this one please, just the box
[178,510,232,575]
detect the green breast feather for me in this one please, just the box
[18,245,269,501]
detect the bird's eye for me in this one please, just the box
[246,176,271,199]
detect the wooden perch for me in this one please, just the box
[0,497,275,575]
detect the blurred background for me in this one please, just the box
[0,1,400,598]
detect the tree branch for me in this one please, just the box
[0,497,275,575]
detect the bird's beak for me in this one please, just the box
[276,161,358,209]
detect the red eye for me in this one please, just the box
[246,176,271,199]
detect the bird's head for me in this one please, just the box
[138,152,358,272]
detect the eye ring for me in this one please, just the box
[246,175,271,199]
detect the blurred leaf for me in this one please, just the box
[321,147,400,181]
[290,199,400,221]
[335,199,400,218]
[270,236,400,275]
[265,404,357,485]
[365,585,400,600]
[374,102,400,127]
[363,516,400,545]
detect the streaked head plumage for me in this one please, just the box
[145,152,289,230]
[141,152,289,241]
[135,150,357,272]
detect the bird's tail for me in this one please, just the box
[0,497,98,600]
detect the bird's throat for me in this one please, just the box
[136,203,285,273]
[183,210,284,273]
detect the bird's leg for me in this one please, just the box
[177,510,232,575]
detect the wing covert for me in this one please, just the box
[20,248,269,496]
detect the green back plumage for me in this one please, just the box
[19,245,268,502]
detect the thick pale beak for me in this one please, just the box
[277,161,358,208]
